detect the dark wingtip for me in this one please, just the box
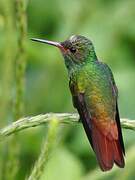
[114,158,125,168]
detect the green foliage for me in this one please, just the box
[0,0,135,179]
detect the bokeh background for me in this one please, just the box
[0,0,135,179]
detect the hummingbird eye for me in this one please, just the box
[69,47,76,53]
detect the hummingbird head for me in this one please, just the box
[31,35,97,70]
[60,35,97,68]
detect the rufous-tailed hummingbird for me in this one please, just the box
[31,35,125,171]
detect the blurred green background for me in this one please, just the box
[0,0,135,179]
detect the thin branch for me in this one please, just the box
[0,113,135,140]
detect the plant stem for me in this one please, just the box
[0,1,15,180]
[0,113,134,140]
[3,0,27,179]
[14,0,27,119]
[27,119,59,180]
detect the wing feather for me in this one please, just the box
[69,76,125,171]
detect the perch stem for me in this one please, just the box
[0,113,134,140]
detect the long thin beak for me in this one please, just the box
[31,38,63,50]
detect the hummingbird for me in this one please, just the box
[31,35,125,171]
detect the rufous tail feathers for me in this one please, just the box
[91,120,125,171]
